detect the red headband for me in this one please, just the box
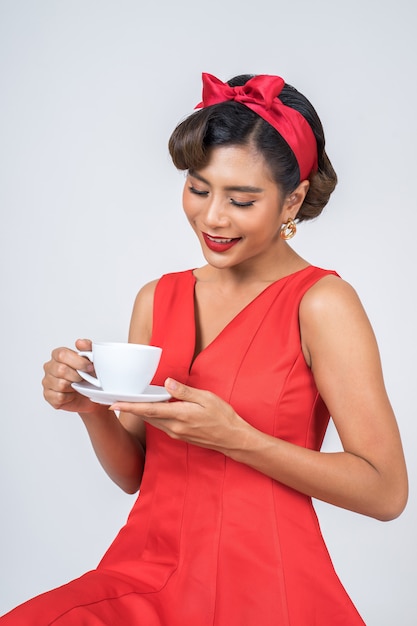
[195,73,318,181]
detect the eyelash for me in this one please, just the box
[230,199,255,208]
[188,186,255,208]
[188,185,208,196]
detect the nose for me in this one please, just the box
[203,196,230,229]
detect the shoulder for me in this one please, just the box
[133,278,160,311]
[129,279,160,344]
[299,274,373,367]
[300,273,364,318]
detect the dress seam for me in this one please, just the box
[211,456,226,626]
[47,586,174,625]
[271,479,291,626]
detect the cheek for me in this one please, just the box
[182,201,199,231]
[182,192,200,224]
[181,186,188,211]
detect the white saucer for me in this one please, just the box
[72,381,171,405]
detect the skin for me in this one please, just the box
[43,144,408,520]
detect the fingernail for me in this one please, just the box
[165,377,178,391]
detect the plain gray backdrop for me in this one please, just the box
[1,1,416,623]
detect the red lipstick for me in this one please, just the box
[202,232,241,253]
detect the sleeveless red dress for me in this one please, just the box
[1,267,366,625]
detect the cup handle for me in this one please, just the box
[77,351,101,388]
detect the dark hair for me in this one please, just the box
[168,74,337,222]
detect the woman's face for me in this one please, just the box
[182,144,292,272]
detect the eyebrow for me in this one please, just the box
[188,170,264,194]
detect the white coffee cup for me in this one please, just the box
[77,342,162,395]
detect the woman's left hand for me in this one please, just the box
[110,378,249,454]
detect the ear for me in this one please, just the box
[282,180,310,221]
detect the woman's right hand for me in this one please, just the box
[43,338,146,492]
[42,338,99,414]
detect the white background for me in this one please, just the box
[0,1,416,623]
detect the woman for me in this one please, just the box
[1,73,408,625]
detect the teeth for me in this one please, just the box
[207,235,234,243]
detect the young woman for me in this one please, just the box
[1,73,408,625]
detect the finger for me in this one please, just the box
[42,372,78,407]
[109,380,206,413]
[50,346,94,376]
[43,387,74,409]
[109,400,172,416]
[109,378,212,421]
[164,378,205,405]
[75,338,92,351]
[43,370,77,394]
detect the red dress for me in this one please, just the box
[1,267,366,625]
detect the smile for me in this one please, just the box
[207,235,235,243]
[202,232,241,252]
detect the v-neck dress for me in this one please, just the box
[1,266,366,625]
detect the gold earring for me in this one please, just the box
[280,218,297,240]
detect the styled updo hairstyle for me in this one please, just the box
[168,74,337,222]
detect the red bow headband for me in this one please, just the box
[195,73,318,181]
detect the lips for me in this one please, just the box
[202,232,241,253]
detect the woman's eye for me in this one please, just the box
[230,198,255,207]
[189,185,208,196]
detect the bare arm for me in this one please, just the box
[42,279,159,493]
[112,276,408,519]
[293,275,408,519]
